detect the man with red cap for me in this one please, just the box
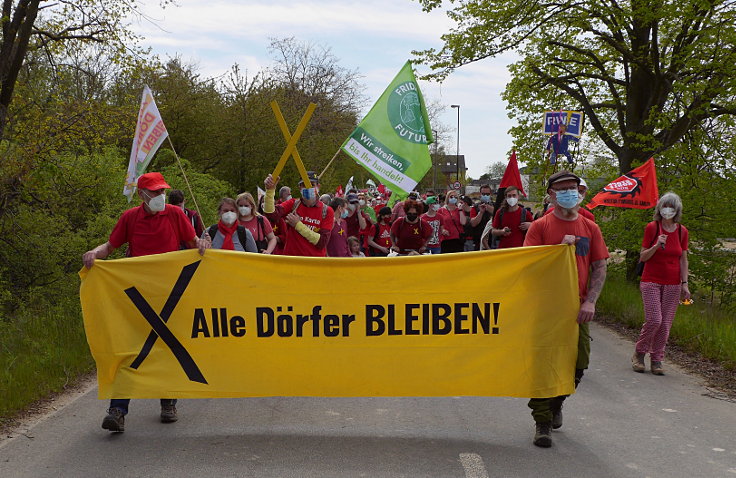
[82,172,211,433]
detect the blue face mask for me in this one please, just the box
[448,197,458,205]
[555,189,579,209]
[480,195,491,203]
[300,187,317,200]
[340,209,349,219]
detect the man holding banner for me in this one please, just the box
[82,172,211,432]
[263,171,334,257]
[523,170,609,448]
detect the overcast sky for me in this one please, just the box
[131,0,519,180]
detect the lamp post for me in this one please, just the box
[450,104,460,186]
[432,128,439,191]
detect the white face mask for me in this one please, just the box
[239,206,251,216]
[431,204,440,212]
[660,207,676,219]
[577,192,585,206]
[221,211,238,225]
[506,197,518,207]
[146,192,166,212]
[358,199,366,207]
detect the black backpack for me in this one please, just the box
[208,224,250,250]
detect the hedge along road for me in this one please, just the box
[1,324,734,478]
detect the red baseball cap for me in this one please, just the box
[136,172,171,191]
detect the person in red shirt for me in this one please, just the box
[543,178,596,222]
[437,190,467,253]
[82,172,211,433]
[632,192,690,375]
[263,171,334,257]
[344,192,371,246]
[390,199,432,254]
[420,196,447,254]
[326,197,351,257]
[491,186,533,248]
[523,170,609,448]
[368,207,393,256]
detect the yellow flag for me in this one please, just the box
[79,246,580,399]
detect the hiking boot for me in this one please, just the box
[651,361,665,375]
[102,408,125,432]
[533,422,552,448]
[551,407,563,430]
[161,403,178,423]
[631,352,645,373]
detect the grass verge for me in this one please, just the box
[597,274,736,370]
[0,293,93,426]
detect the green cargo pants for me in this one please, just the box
[528,322,591,424]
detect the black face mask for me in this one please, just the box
[406,213,418,222]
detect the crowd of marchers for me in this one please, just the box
[81,169,690,450]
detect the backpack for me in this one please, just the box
[208,224,250,251]
[253,215,268,252]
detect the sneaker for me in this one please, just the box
[631,352,645,373]
[651,361,665,375]
[551,407,563,430]
[533,422,552,448]
[161,404,178,423]
[102,408,125,432]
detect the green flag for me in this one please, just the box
[341,61,434,195]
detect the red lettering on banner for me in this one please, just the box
[140,121,167,154]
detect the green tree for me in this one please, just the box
[414,0,736,174]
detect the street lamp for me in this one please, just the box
[450,104,460,185]
[432,128,439,191]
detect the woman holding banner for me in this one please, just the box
[632,193,690,375]
[207,198,258,253]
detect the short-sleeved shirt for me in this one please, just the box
[109,204,196,257]
[326,219,351,257]
[391,217,432,253]
[239,215,274,243]
[641,221,688,285]
[492,207,533,249]
[369,222,393,252]
[437,207,463,240]
[277,198,335,257]
[524,213,609,300]
[420,213,447,247]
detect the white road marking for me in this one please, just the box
[460,453,489,478]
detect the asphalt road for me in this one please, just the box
[1,323,735,478]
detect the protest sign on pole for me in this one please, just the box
[341,61,434,197]
[123,86,169,201]
[587,158,659,209]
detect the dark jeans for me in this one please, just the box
[528,322,591,423]
[110,398,177,415]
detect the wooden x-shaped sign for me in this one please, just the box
[270,101,316,188]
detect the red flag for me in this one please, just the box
[587,158,659,210]
[498,150,526,196]
[335,185,344,197]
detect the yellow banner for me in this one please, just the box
[79,246,580,399]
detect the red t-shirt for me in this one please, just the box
[277,198,334,257]
[369,222,393,252]
[420,213,447,247]
[492,207,533,249]
[545,206,596,222]
[109,204,196,257]
[524,214,609,300]
[238,215,274,243]
[391,217,432,253]
[437,207,463,240]
[270,216,287,255]
[640,221,688,285]
[326,219,351,257]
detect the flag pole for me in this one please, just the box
[166,136,204,225]
[318,147,342,180]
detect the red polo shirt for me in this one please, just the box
[109,204,196,257]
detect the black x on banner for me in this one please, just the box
[125,260,207,384]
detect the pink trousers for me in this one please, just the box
[636,282,681,361]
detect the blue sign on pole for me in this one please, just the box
[543,110,584,138]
